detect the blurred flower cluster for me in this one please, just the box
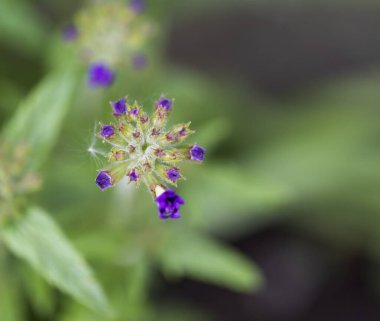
[0,143,41,219]
[65,0,154,87]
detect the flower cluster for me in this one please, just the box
[65,1,153,87]
[93,96,205,219]
[0,143,42,218]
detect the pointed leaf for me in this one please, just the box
[1,207,111,315]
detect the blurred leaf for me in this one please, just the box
[58,260,153,321]
[0,253,25,321]
[125,258,150,305]
[0,0,46,55]
[252,73,380,258]
[19,264,56,318]
[182,164,293,236]
[47,36,82,70]
[1,207,111,315]
[73,231,123,263]
[117,259,153,321]
[157,229,263,292]
[250,73,380,199]
[1,69,78,171]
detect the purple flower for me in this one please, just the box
[155,190,184,219]
[96,171,113,190]
[88,63,115,87]
[100,125,115,138]
[62,24,78,41]
[157,97,172,110]
[111,98,127,115]
[129,0,144,13]
[128,169,138,181]
[130,108,139,115]
[167,168,180,182]
[132,54,147,70]
[190,144,206,161]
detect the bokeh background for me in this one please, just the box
[1,0,380,320]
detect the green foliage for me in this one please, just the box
[19,265,56,318]
[0,0,46,55]
[157,229,263,292]
[182,164,292,236]
[1,207,111,316]
[2,0,380,320]
[0,254,25,321]
[253,73,380,255]
[2,69,78,171]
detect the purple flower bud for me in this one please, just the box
[111,98,127,115]
[157,97,172,110]
[132,129,141,139]
[130,108,139,116]
[100,125,115,138]
[110,149,126,161]
[155,190,184,219]
[151,128,160,136]
[88,63,115,87]
[128,169,138,182]
[129,0,144,13]
[96,171,113,190]
[128,145,136,153]
[62,24,78,41]
[167,168,180,182]
[132,54,147,70]
[190,144,205,161]
[179,128,187,137]
[140,113,149,124]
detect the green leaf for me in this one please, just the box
[156,229,263,292]
[2,69,78,171]
[0,207,111,316]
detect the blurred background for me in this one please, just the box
[1,0,380,320]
